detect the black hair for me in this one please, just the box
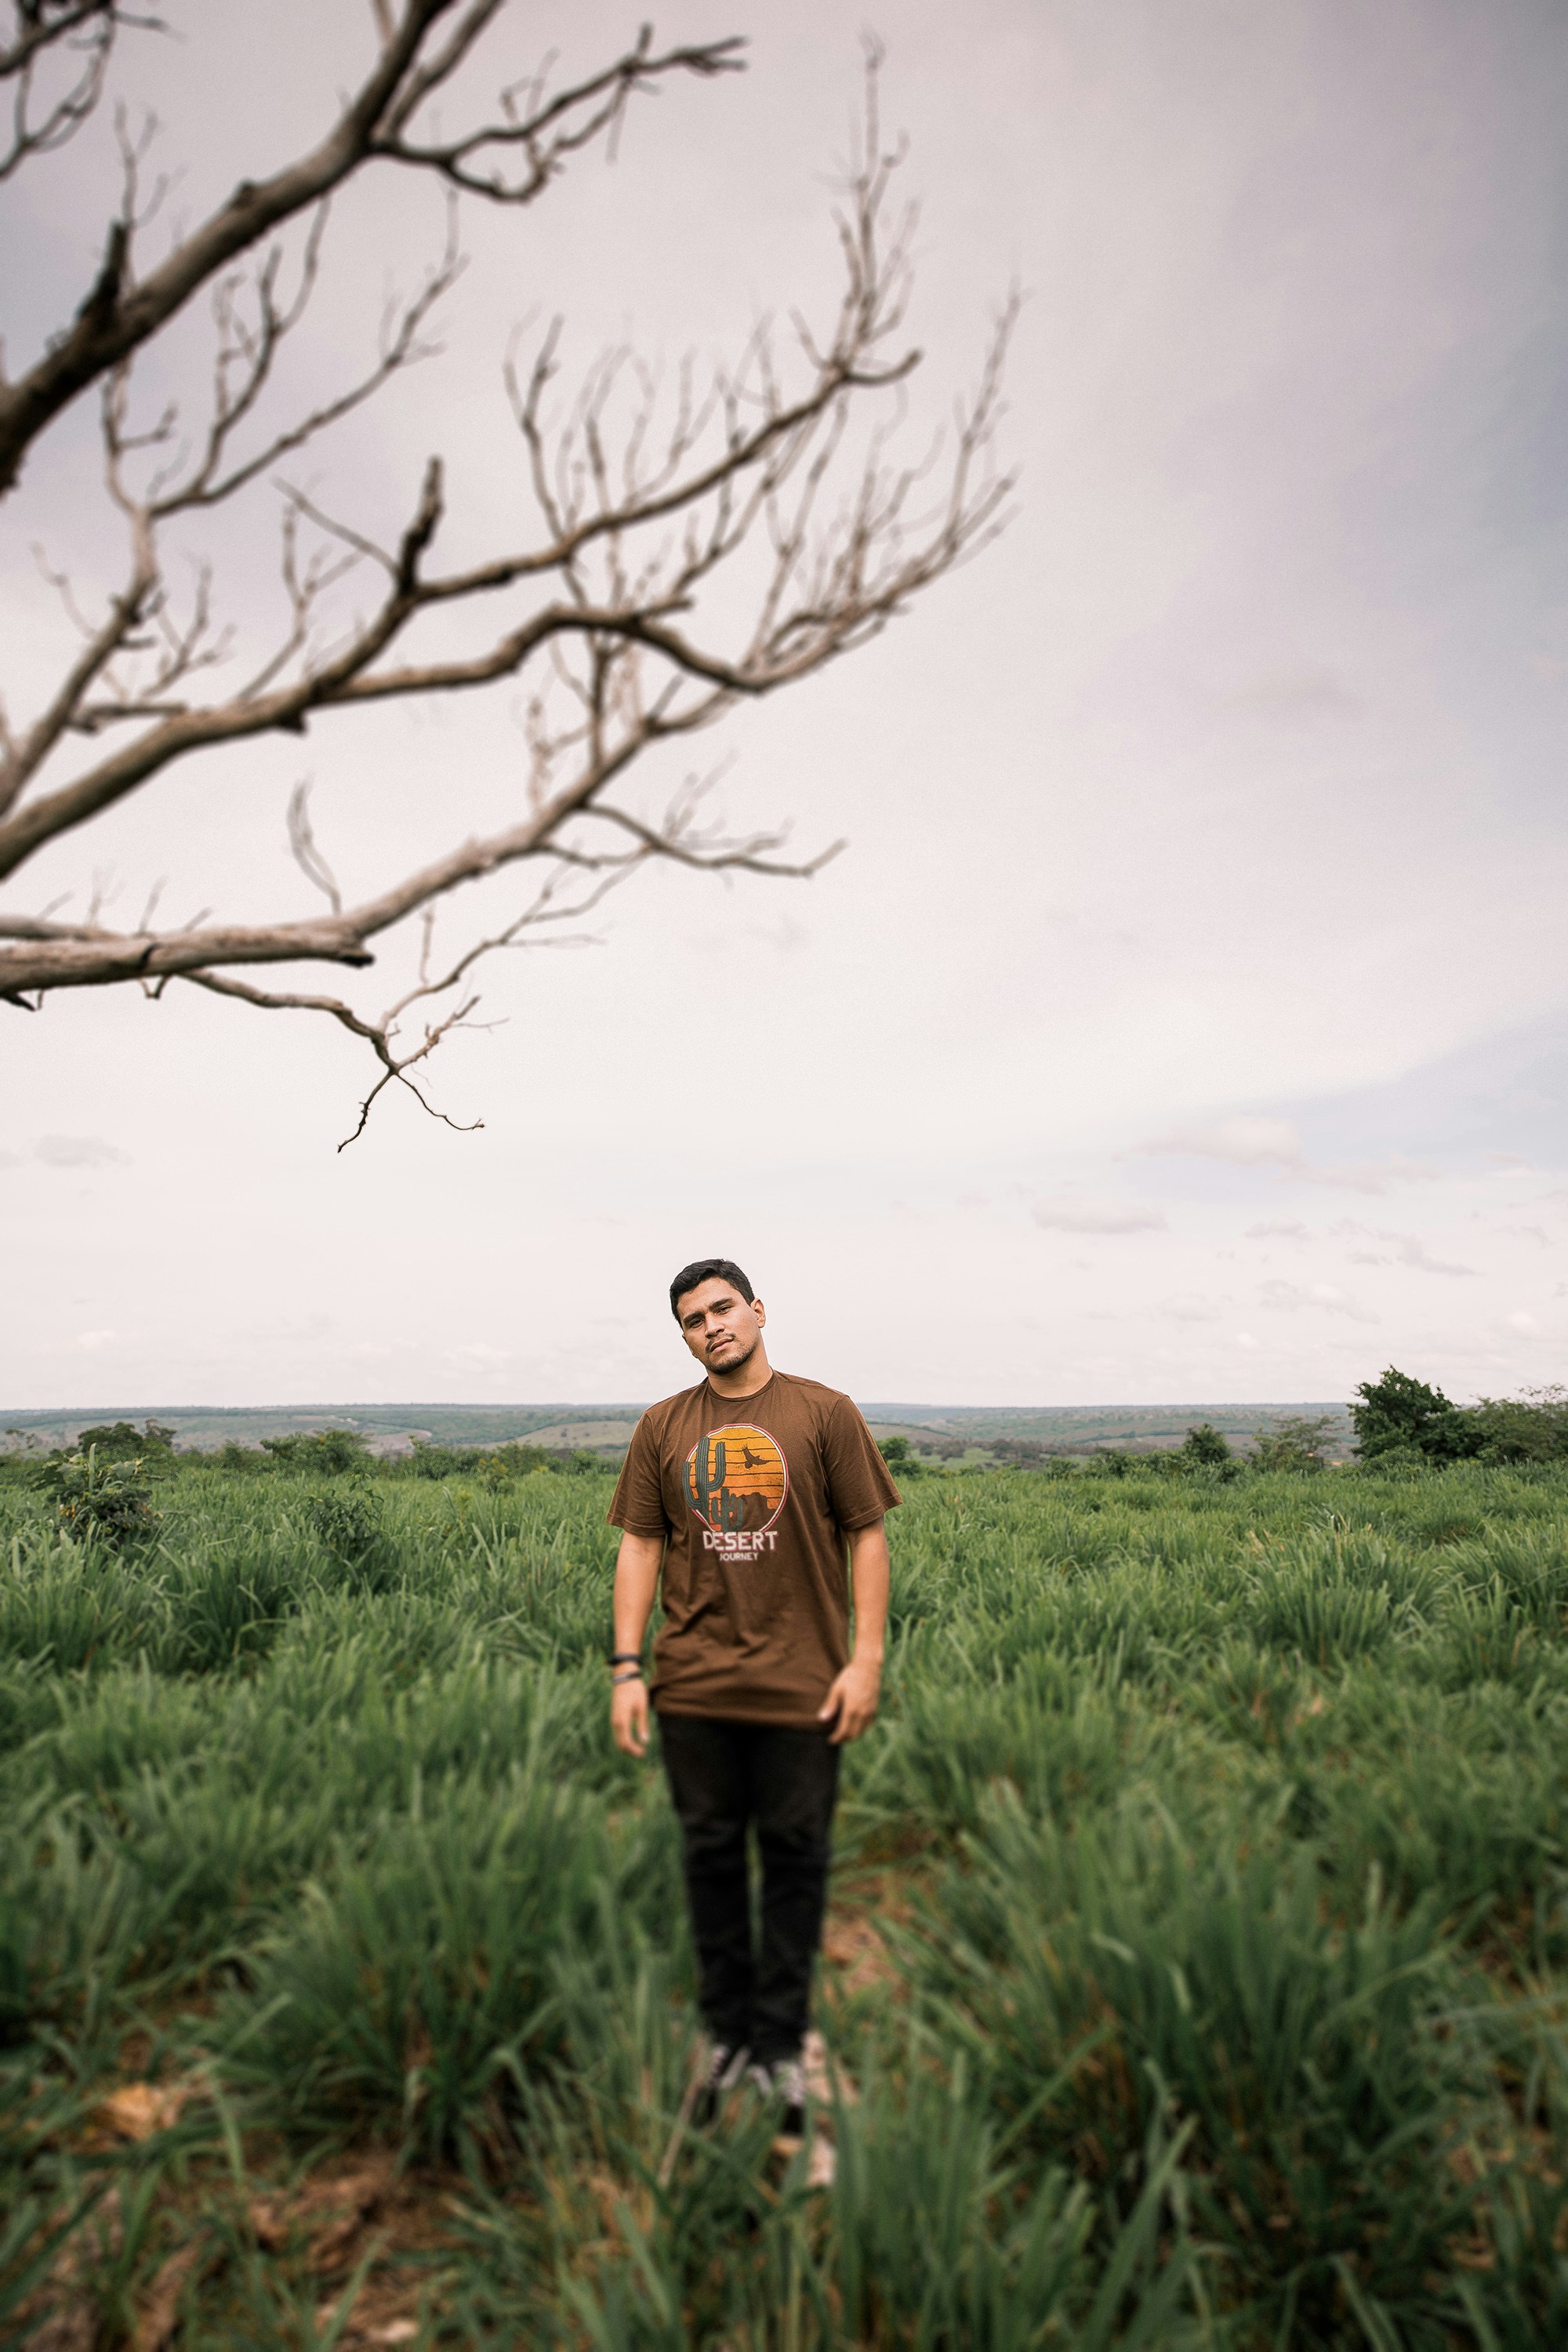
[670,1258,754,1320]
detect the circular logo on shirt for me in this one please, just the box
[684,1424,789,1537]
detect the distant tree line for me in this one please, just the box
[879,1376,1568,1480]
[249,1432,608,1479]
[8,1370,1565,1520]
[0,1420,609,1483]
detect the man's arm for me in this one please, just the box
[610,1529,664,1757]
[818,1518,890,1745]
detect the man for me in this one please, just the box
[608,1257,898,2130]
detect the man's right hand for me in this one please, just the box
[612,1673,650,1757]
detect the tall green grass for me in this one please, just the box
[5,1458,1568,2342]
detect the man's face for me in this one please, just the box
[675,1277,767,1377]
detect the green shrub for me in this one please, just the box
[1251,1414,1334,1472]
[1470,1386,1568,1464]
[71,1417,176,1467]
[306,1483,381,1567]
[1352,1367,1481,1463]
[204,1439,269,1474]
[1087,1449,1138,1477]
[1175,1421,1232,1470]
[260,1428,368,1474]
[398,1439,603,1481]
[404,1442,493,1480]
[42,1449,158,1547]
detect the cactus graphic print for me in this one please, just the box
[684,1425,789,1552]
[609,1371,901,1724]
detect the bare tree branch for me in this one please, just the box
[286,780,343,916]
[0,2,745,492]
[0,1,148,185]
[0,33,1014,1139]
[177,852,643,1149]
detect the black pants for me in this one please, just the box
[657,1712,840,2066]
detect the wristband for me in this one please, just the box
[608,1650,644,1666]
[611,1667,644,1686]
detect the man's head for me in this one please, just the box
[670,1258,767,1379]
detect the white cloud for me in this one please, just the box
[34,1136,131,1169]
[1335,1221,1476,1276]
[1032,1199,1167,1234]
[1142,1117,1305,1167]
[1394,1240,1475,1276]
[1300,1154,1437,1196]
[1258,1279,1377,1323]
[1158,1293,1225,1322]
[1140,1122,1436,1195]
[1401,1242,1476,1279]
[75,1329,118,1352]
[1246,1219,1310,1240]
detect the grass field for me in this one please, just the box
[5,1459,1568,2347]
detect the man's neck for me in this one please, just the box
[706,1345,774,1400]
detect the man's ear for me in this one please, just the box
[753,1298,766,1326]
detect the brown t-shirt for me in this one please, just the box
[608,1370,901,1727]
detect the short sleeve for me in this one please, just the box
[821,1396,902,1530]
[608,1412,670,1534]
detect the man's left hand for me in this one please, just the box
[818,1657,881,1744]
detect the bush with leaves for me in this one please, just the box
[42,1448,159,1547]
[1351,1368,1481,1464]
[204,1441,269,1475]
[405,1442,488,1481]
[261,1429,370,1475]
[0,1432,46,1490]
[1251,1414,1335,1472]
[71,1418,176,1468]
[306,1484,382,1569]
[1087,1449,1139,1478]
[399,1440,603,1482]
[1468,1387,1568,1465]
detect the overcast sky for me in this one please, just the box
[3,0,1567,1411]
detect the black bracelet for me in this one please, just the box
[611,1666,644,1686]
[608,1650,643,1666]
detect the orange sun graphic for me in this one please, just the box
[684,1425,789,1534]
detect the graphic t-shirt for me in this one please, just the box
[608,1371,901,1726]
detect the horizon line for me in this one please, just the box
[2,1395,1356,1417]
